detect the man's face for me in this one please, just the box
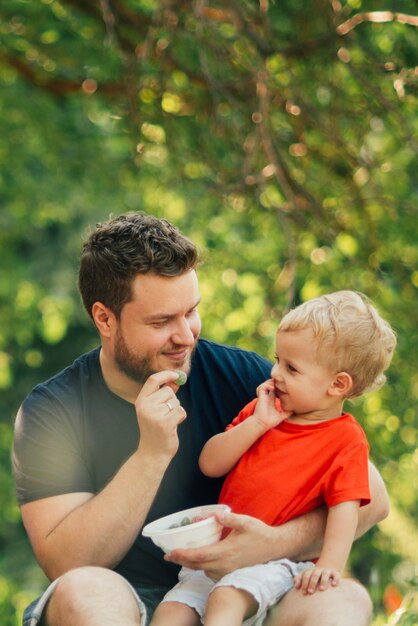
[113,270,201,384]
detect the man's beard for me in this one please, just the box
[114,328,194,384]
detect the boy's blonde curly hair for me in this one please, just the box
[278,290,397,398]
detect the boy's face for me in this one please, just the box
[271,329,339,418]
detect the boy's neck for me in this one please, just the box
[287,403,346,425]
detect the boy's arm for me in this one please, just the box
[199,419,268,477]
[199,382,290,477]
[294,500,360,594]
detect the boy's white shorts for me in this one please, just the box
[161,559,313,625]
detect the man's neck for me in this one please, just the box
[99,348,142,404]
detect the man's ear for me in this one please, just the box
[92,302,115,338]
[328,372,353,397]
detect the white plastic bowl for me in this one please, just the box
[142,504,231,553]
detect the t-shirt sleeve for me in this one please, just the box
[323,440,370,508]
[12,387,93,504]
[225,398,258,430]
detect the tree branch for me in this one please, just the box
[337,11,418,35]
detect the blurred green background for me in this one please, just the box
[0,1,417,624]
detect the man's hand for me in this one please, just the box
[164,512,275,580]
[294,565,340,594]
[135,370,187,459]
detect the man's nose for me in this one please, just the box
[172,319,196,345]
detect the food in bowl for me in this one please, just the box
[142,504,230,553]
[168,514,212,528]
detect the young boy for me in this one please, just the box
[150,290,396,626]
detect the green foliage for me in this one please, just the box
[0,1,417,623]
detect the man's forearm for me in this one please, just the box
[270,507,328,562]
[23,448,170,580]
[355,461,389,538]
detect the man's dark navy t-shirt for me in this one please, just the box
[13,339,271,588]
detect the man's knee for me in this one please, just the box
[265,578,373,626]
[45,567,140,624]
[52,566,130,599]
[340,578,373,611]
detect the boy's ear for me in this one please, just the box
[328,372,353,397]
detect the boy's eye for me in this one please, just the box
[288,364,297,373]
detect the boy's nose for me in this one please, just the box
[271,362,281,379]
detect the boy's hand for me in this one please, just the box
[294,565,340,594]
[253,379,292,431]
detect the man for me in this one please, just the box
[13,213,388,626]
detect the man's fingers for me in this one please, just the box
[216,511,251,531]
[165,545,217,567]
[140,370,182,396]
[164,521,236,566]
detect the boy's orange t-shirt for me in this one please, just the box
[218,399,370,527]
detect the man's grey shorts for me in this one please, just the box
[22,573,169,626]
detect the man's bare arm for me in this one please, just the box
[356,461,390,533]
[21,449,169,581]
[21,371,185,581]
